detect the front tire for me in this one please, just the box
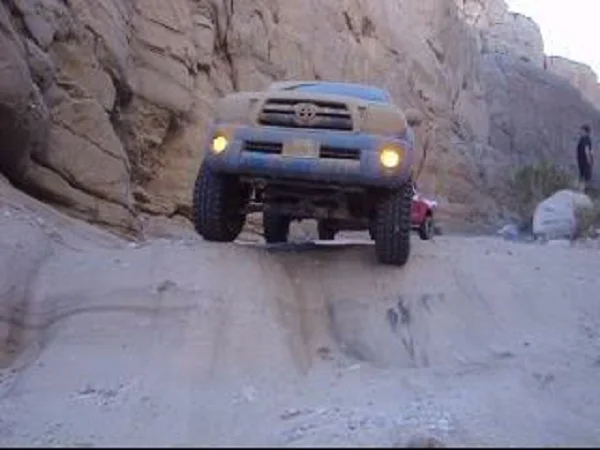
[418,215,434,241]
[373,182,412,266]
[263,212,291,243]
[368,222,375,241]
[192,163,247,242]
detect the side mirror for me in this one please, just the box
[405,108,424,128]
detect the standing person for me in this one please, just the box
[577,124,594,190]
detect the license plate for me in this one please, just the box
[282,139,319,158]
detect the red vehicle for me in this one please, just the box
[410,185,437,240]
[316,184,437,242]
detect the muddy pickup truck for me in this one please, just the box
[192,81,422,266]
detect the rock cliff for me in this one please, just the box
[1,0,599,235]
[457,0,545,67]
[546,56,600,111]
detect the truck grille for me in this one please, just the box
[243,141,360,161]
[258,99,353,131]
[243,141,283,155]
[319,146,361,160]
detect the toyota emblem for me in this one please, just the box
[293,102,318,125]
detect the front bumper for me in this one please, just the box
[203,125,414,188]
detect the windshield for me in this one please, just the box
[279,82,392,103]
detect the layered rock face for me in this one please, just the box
[463,0,600,206]
[457,0,545,67]
[0,0,598,234]
[546,56,600,111]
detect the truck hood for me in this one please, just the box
[217,90,409,136]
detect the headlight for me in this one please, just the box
[212,135,229,154]
[380,147,402,169]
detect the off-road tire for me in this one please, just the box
[368,223,375,241]
[263,212,291,243]
[193,163,247,242]
[418,215,434,241]
[317,220,337,240]
[373,182,412,266]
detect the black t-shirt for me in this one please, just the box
[577,135,592,161]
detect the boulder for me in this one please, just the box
[532,190,594,240]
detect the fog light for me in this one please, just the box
[380,148,401,169]
[212,135,228,154]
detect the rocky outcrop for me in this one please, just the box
[481,55,600,173]
[546,56,600,111]
[1,0,137,235]
[458,0,600,114]
[0,4,49,181]
[0,0,599,235]
[456,0,544,67]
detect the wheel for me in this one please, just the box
[192,163,247,242]
[368,223,375,240]
[317,220,337,240]
[263,212,291,243]
[373,182,412,266]
[418,215,434,241]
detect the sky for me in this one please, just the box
[505,0,600,76]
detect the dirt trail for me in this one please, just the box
[1,182,600,447]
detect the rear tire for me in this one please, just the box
[373,182,412,266]
[263,212,291,243]
[317,220,337,240]
[418,215,434,241]
[192,163,247,242]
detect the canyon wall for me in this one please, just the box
[546,56,600,111]
[1,0,599,234]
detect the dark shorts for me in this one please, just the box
[578,159,592,181]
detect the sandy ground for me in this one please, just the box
[1,180,600,447]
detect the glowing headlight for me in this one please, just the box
[380,148,401,169]
[212,135,229,154]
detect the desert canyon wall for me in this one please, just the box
[1,0,599,234]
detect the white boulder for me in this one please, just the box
[532,190,594,240]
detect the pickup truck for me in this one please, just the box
[192,81,423,266]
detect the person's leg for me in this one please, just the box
[578,159,590,191]
[581,162,592,191]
